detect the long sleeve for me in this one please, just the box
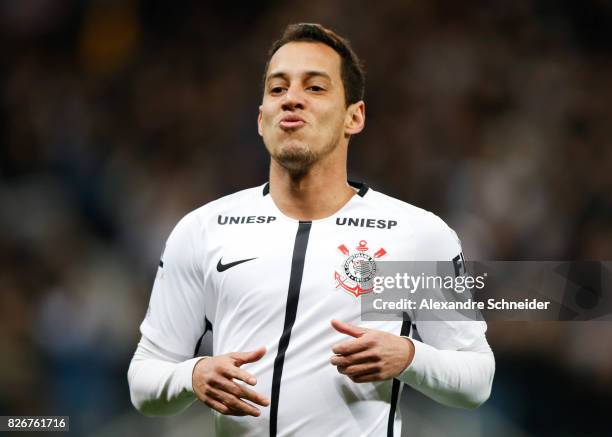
[397,331,495,409]
[129,210,210,416]
[393,211,495,408]
[128,335,206,416]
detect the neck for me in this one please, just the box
[268,145,355,221]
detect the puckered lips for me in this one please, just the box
[279,114,306,130]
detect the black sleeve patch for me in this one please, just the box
[452,252,466,277]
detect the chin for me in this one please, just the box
[273,142,317,175]
[279,140,309,154]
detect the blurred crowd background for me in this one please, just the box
[1,0,611,436]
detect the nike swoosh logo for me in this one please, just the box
[216,257,257,272]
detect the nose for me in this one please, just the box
[281,85,305,111]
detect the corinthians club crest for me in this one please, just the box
[334,240,387,298]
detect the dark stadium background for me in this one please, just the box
[1,1,611,436]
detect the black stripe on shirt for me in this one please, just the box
[269,221,312,437]
[348,180,369,197]
[193,317,213,357]
[387,317,411,437]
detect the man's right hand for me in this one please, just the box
[192,347,269,417]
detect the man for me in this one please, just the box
[128,23,494,436]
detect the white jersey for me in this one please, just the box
[139,182,491,437]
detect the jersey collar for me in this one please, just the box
[262,180,369,197]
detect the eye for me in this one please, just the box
[270,86,285,95]
[308,85,325,92]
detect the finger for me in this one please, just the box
[204,396,247,416]
[224,366,258,386]
[332,338,369,355]
[237,384,270,407]
[231,347,267,366]
[336,364,379,381]
[352,372,382,383]
[331,319,367,338]
[208,387,261,417]
[205,389,238,414]
[210,377,269,407]
[343,363,381,378]
[330,350,376,367]
[203,397,233,415]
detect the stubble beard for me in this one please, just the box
[273,143,317,178]
[271,130,343,179]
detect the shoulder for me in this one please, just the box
[366,188,456,236]
[366,188,462,259]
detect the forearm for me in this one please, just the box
[397,338,495,409]
[128,336,205,416]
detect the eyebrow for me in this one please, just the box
[266,70,332,84]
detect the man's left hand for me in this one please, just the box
[330,319,415,383]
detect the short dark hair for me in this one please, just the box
[263,23,365,106]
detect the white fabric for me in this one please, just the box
[128,183,495,436]
[399,334,494,408]
[128,336,204,416]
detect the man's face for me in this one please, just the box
[258,42,350,175]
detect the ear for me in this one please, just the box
[257,105,263,137]
[344,101,365,136]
